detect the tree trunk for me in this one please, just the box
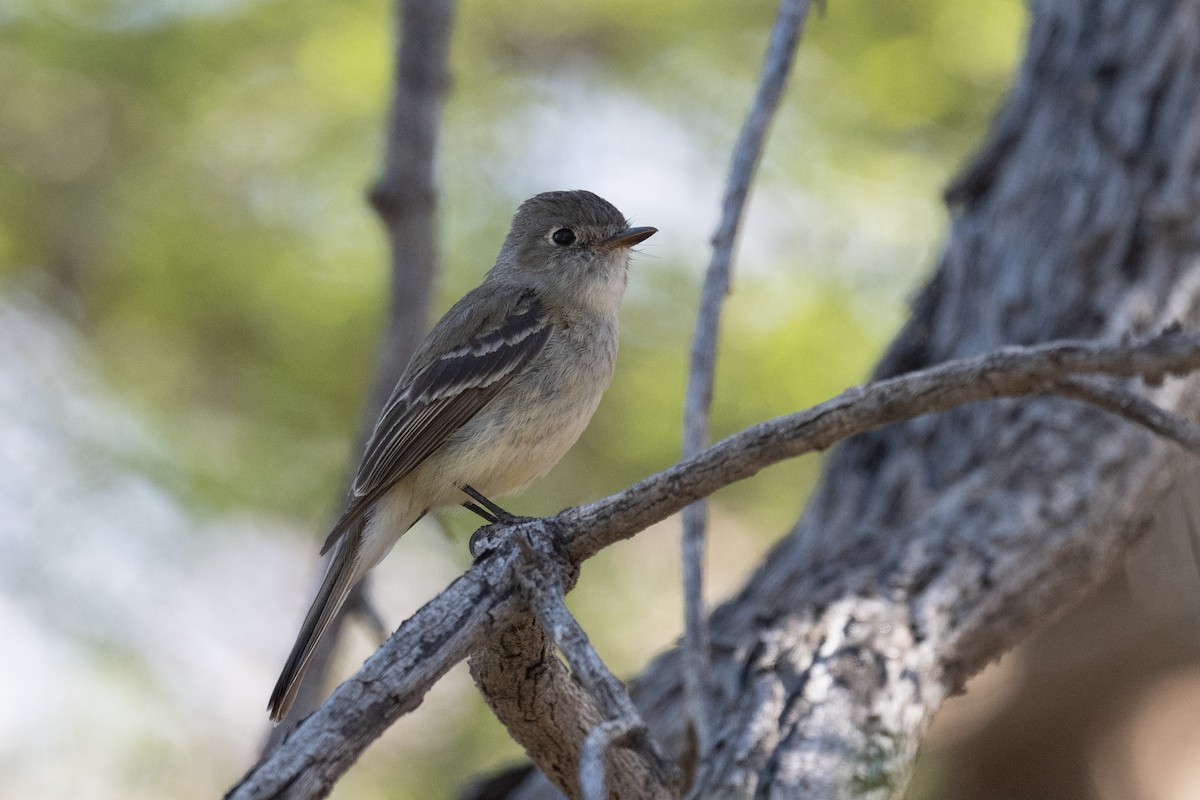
[485,0,1200,796]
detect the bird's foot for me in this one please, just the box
[462,485,535,558]
[461,484,527,525]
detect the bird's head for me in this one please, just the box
[492,189,656,314]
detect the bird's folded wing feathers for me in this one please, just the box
[320,289,551,554]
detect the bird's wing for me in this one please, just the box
[319,288,551,554]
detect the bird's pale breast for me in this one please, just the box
[410,314,618,508]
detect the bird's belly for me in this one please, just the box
[458,385,599,495]
[413,353,611,506]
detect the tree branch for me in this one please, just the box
[579,720,646,800]
[680,0,814,757]
[514,532,679,798]
[365,0,454,414]
[1051,374,1200,454]
[469,606,670,800]
[229,328,1200,799]
[465,526,678,800]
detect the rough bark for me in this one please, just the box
[468,603,675,800]
[492,0,1200,797]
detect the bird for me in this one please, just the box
[267,189,655,722]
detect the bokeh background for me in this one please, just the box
[5,0,1145,797]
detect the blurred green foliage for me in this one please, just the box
[0,0,1024,794]
[0,0,1023,525]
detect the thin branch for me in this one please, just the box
[565,331,1200,562]
[229,329,1200,799]
[681,0,814,757]
[365,0,454,412]
[231,556,520,800]
[1052,375,1200,454]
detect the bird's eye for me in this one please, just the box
[551,228,576,246]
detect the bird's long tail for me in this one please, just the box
[267,525,363,723]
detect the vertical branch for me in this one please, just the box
[679,0,814,758]
[266,0,456,743]
[367,0,456,400]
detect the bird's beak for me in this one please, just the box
[602,226,657,249]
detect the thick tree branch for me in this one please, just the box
[229,329,1200,799]
[469,609,668,800]
[466,528,677,800]
[514,532,679,798]
[680,0,813,757]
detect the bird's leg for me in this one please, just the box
[461,500,494,521]
[462,485,537,558]
[461,484,526,525]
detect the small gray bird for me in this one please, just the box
[268,189,655,721]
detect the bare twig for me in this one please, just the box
[1052,375,1200,454]
[680,0,814,757]
[229,330,1200,799]
[566,331,1200,562]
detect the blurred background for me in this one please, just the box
[12,1,1193,798]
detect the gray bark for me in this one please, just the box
[491,0,1200,797]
